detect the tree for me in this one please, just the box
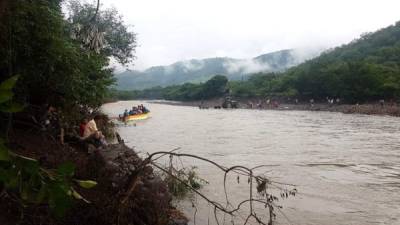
[67,0,137,65]
[202,75,228,99]
[0,0,136,110]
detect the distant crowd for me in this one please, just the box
[246,97,342,109]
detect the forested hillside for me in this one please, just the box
[115,49,321,90]
[114,75,228,101]
[115,21,400,103]
[229,21,400,102]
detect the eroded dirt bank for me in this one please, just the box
[0,128,187,225]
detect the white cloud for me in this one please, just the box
[162,59,205,74]
[223,59,271,74]
[181,60,204,72]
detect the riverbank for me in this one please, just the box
[1,126,187,225]
[152,98,400,117]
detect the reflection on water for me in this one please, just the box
[103,101,400,225]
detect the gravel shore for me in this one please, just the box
[151,98,400,117]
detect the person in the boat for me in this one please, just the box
[131,106,138,115]
[137,105,143,114]
[129,107,134,115]
[123,109,129,117]
[142,105,149,113]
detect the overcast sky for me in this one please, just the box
[98,0,400,70]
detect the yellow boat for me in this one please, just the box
[123,112,150,122]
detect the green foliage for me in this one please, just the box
[115,49,312,90]
[0,0,126,221]
[202,75,228,98]
[0,75,25,112]
[228,21,400,103]
[0,0,136,110]
[3,155,97,217]
[163,83,204,101]
[76,180,98,189]
[0,76,96,217]
[166,166,207,199]
[67,1,136,65]
[113,75,229,101]
[115,21,400,104]
[0,75,18,103]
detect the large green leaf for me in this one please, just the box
[71,188,90,203]
[76,180,97,189]
[0,75,19,91]
[0,90,13,104]
[0,102,25,112]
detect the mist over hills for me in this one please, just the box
[115,48,323,90]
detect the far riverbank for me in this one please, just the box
[151,98,400,117]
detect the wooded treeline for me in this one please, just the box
[0,0,137,222]
[0,0,135,114]
[116,21,400,103]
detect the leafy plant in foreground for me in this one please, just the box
[166,166,208,199]
[0,76,96,217]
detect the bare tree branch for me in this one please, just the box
[122,150,297,225]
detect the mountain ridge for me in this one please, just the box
[115,48,323,90]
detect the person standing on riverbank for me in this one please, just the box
[379,99,385,108]
[266,98,271,108]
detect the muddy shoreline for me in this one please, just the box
[150,98,400,117]
[1,125,187,225]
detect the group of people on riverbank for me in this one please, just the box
[195,97,400,117]
[250,97,343,108]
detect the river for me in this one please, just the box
[102,101,400,225]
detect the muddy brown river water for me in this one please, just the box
[103,101,400,225]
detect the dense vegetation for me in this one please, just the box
[116,21,400,103]
[0,0,136,222]
[115,49,321,90]
[0,0,135,112]
[229,21,400,103]
[114,75,229,101]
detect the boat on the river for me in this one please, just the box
[122,112,150,122]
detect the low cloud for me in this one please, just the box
[164,65,175,74]
[223,59,271,74]
[165,59,205,74]
[181,60,204,72]
[291,47,324,64]
[223,47,325,75]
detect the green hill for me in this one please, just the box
[115,49,322,90]
[232,21,400,102]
